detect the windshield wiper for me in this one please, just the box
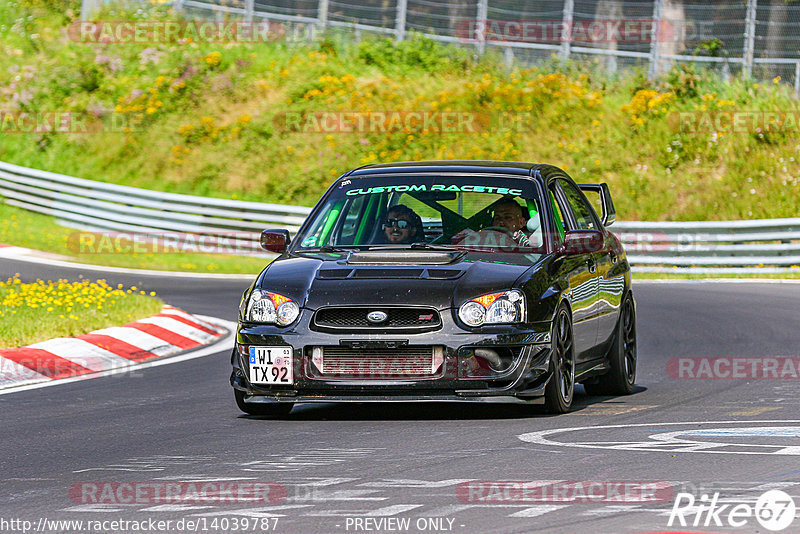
[409,242,459,250]
[299,245,357,253]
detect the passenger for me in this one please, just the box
[382,205,423,244]
[491,198,534,247]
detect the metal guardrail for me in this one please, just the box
[612,220,800,273]
[1,160,798,273]
[0,160,311,255]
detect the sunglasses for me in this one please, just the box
[382,218,410,229]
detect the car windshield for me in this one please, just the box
[294,175,545,254]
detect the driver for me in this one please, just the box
[491,198,532,247]
[382,204,423,244]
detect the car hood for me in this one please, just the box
[256,250,543,310]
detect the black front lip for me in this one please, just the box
[231,309,553,402]
[236,392,547,405]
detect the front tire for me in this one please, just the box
[235,389,294,416]
[584,294,637,396]
[544,306,575,414]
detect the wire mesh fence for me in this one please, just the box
[118,0,800,91]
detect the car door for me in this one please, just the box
[577,183,625,346]
[548,179,599,360]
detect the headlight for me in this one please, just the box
[458,290,526,327]
[245,289,300,325]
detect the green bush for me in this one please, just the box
[357,34,474,72]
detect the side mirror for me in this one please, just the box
[260,229,291,253]
[578,183,616,227]
[562,230,604,255]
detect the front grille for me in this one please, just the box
[313,307,441,329]
[311,346,443,378]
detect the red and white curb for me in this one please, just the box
[0,305,232,391]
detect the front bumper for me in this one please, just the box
[230,309,553,404]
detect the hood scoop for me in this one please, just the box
[317,266,464,280]
[346,250,462,265]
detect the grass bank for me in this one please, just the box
[1,1,799,223]
[0,275,164,348]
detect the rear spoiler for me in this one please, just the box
[578,183,616,227]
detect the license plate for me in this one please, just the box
[248,346,293,385]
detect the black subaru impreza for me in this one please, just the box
[231,161,636,415]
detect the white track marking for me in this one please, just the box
[421,505,479,516]
[61,504,128,512]
[195,505,314,517]
[508,505,568,517]
[365,505,425,516]
[579,505,644,516]
[358,479,473,488]
[141,504,215,512]
[287,489,387,502]
[305,505,424,517]
[518,420,800,456]
[152,482,256,484]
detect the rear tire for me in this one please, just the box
[584,294,637,396]
[544,306,575,414]
[235,389,294,416]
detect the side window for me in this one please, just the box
[548,186,568,241]
[582,188,605,223]
[558,179,597,230]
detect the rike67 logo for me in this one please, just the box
[669,490,796,531]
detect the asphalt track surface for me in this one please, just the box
[2,257,800,534]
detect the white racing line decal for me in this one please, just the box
[0,316,235,396]
[518,420,800,455]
